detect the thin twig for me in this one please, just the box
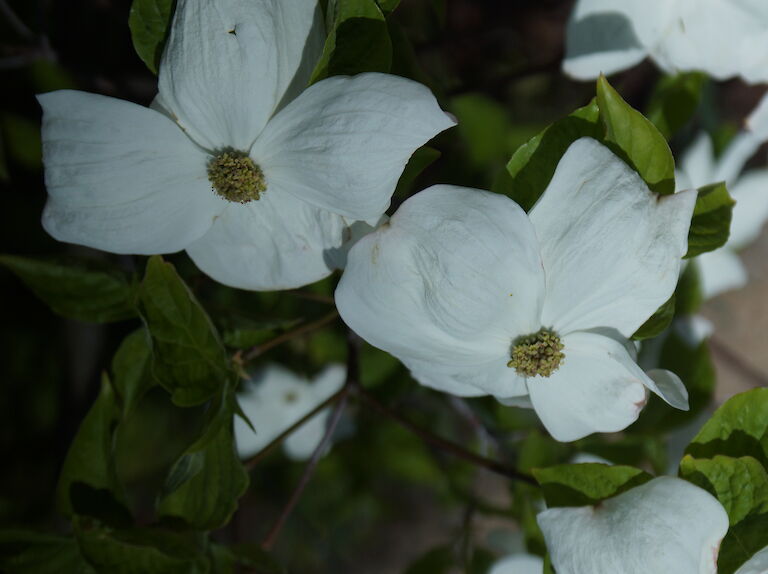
[243,309,339,362]
[260,389,348,550]
[243,386,346,471]
[260,329,360,551]
[709,336,768,388]
[355,387,536,485]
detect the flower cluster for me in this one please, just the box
[32,0,768,572]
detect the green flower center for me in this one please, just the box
[207,150,266,203]
[507,328,565,378]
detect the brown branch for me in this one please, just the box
[243,309,339,362]
[354,387,536,485]
[709,336,768,388]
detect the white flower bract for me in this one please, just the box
[234,364,346,461]
[537,476,729,574]
[563,0,768,82]
[488,554,544,574]
[336,137,697,441]
[735,545,768,574]
[38,0,454,291]
[677,132,768,299]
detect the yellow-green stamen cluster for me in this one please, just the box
[207,150,266,203]
[507,328,565,377]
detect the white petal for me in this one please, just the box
[157,0,324,151]
[735,545,768,574]
[283,409,331,460]
[695,249,748,300]
[335,185,545,380]
[489,554,544,574]
[38,90,220,254]
[311,364,347,398]
[538,476,729,574]
[530,137,696,337]
[403,356,528,399]
[527,332,649,441]
[713,132,762,186]
[748,92,768,142]
[562,0,671,79]
[729,169,768,249]
[186,187,350,290]
[644,369,689,411]
[253,73,456,221]
[652,0,764,79]
[679,133,716,190]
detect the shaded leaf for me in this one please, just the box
[56,374,131,526]
[394,146,441,198]
[129,0,175,74]
[157,394,249,530]
[311,0,391,82]
[0,531,95,574]
[138,256,232,407]
[686,388,768,470]
[646,72,707,139]
[632,294,675,341]
[112,328,155,418]
[0,255,136,323]
[686,181,735,258]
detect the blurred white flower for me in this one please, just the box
[38,0,454,290]
[735,545,768,574]
[336,137,696,441]
[235,364,345,461]
[538,476,729,574]
[563,0,768,82]
[677,132,768,299]
[488,554,544,574]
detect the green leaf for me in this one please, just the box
[501,100,601,211]
[680,455,768,574]
[138,256,232,407]
[0,255,136,323]
[596,75,676,195]
[56,374,131,525]
[219,317,302,350]
[686,388,768,469]
[686,181,735,258]
[0,531,96,574]
[532,463,652,508]
[129,0,175,75]
[76,525,209,574]
[311,0,392,82]
[112,329,156,418]
[632,294,675,341]
[646,72,707,139]
[675,263,704,316]
[157,394,249,530]
[376,0,401,13]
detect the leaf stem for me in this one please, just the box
[243,309,339,362]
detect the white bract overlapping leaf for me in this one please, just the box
[38,0,454,290]
[564,0,768,82]
[537,476,729,574]
[336,137,697,441]
[677,132,768,299]
[234,364,345,461]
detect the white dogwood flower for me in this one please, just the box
[677,132,768,299]
[234,364,345,461]
[538,477,729,574]
[38,0,454,290]
[336,137,696,441]
[563,0,768,82]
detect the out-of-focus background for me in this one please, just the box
[1,0,766,572]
